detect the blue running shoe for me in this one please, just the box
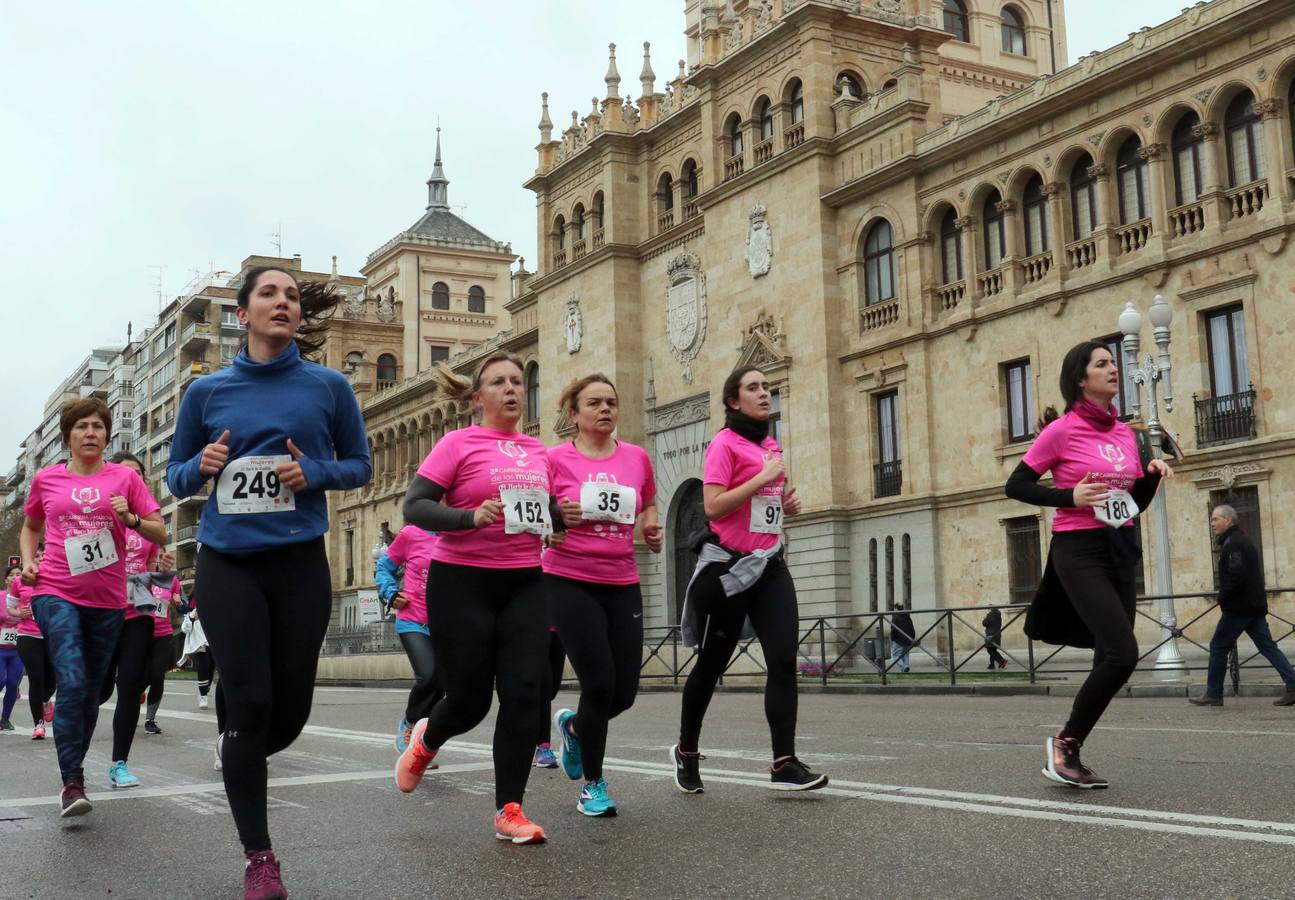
[108,760,140,789]
[395,717,412,753]
[578,777,617,817]
[532,744,558,768]
[553,708,583,780]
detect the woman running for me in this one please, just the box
[168,265,370,900]
[178,596,214,711]
[532,628,564,769]
[1006,341,1172,788]
[20,397,164,816]
[143,566,181,735]
[546,374,663,816]
[8,556,55,738]
[395,351,577,845]
[375,525,443,752]
[672,366,827,793]
[0,563,25,732]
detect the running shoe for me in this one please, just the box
[44,700,54,723]
[214,733,224,772]
[395,717,412,754]
[59,777,92,818]
[770,757,829,791]
[578,777,618,817]
[493,802,546,845]
[109,760,140,789]
[553,708,583,780]
[244,850,289,900]
[1188,695,1224,707]
[670,744,705,794]
[1041,734,1108,789]
[532,743,558,769]
[32,722,45,740]
[198,694,210,710]
[0,719,13,732]
[394,718,437,793]
[144,719,162,735]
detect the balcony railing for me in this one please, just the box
[1169,201,1206,237]
[591,229,605,249]
[753,138,774,165]
[783,122,805,148]
[571,237,588,260]
[176,525,200,545]
[1066,236,1097,269]
[181,361,211,385]
[860,298,900,332]
[724,153,745,181]
[1021,251,1053,285]
[1116,219,1152,255]
[180,321,213,349]
[1227,181,1267,221]
[1194,387,1257,448]
[553,249,568,269]
[874,460,902,498]
[977,266,1006,298]
[936,281,965,312]
[658,210,675,232]
[523,420,541,437]
[682,199,700,221]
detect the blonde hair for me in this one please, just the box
[431,352,525,405]
[558,373,617,415]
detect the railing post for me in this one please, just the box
[1229,646,1240,697]
[819,619,828,687]
[947,612,956,686]
[672,628,680,687]
[1027,636,1036,685]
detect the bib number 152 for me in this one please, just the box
[499,488,553,536]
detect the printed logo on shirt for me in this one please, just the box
[497,441,531,467]
[126,531,144,553]
[71,486,102,513]
[1098,443,1128,472]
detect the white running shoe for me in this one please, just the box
[198,694,209,709]
[214,733,224,772]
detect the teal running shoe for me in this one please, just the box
[553,708,583,780]
[108,760,140,789]
[577,777,617,817]
[395,717,412,753]
[532,744,558,768]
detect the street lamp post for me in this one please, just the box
[1119,294,1185,673]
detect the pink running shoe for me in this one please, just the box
[493,802,546,845]
[44,700,54,723]
[394,718,437,793]
[243,851,288,900]
[32,722,46,740]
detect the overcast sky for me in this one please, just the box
[0,0,1190,466]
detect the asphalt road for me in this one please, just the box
[1,681,1293,899]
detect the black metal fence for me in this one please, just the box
[1194,386,1256,447]
[873,460,902,498]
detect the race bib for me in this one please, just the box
[750,495,784,534]
[579,481,637,525]
[65,528,119,577]
[500,487,553,536]
[0,627,17,644]
[1094,488,1138,528]
[152,586,172,618]
[217,456,296,515]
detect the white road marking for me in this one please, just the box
[1091,724,1295,738]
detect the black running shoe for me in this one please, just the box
[770,757,828,791]
[670,744,705,794]
[143,720,162,735]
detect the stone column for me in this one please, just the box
[1041,181,1066,279]
[1257,98,1288,212]
[1087,163,1116,265]
[956,215,980,301]
[996,199,1023,293]
[1138,142,1170,252]
[1193,122,1230,227]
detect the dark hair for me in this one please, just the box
[110,450,145,475]
[60,398,112,444]
[1040,340,1109,427]
[5,563,19,579]
[237,265,343,360]
[722,366,765,411]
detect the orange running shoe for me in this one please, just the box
[493,802,546,845]
[394,718,437,793]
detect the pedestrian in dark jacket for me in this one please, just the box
[983,607,1007,669]
[890,605,915,674]
[1190,505,1295,707]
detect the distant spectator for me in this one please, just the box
[983,607,1007,670]
[890,604,915,674]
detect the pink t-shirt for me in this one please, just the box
[703,428,785,554]
[6,577,41,638]
[543,440,657,586]
[123,529,161,623]
[150,577,180,638]
[386,526,437,625]
[1022,411,1144,533]
[23,461,161,609]
[417,425,550,570]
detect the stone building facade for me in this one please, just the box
[510,0,1295,650]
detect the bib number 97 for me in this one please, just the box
[749,496,783,535]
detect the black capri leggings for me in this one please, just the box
[146,634,172,719]
[398,630,443,725]
[420,562,547,810]
[112,616,156,762]
[17,636,56,727]
[537,630,565,745]
[1050,530,1139,744]
[679,556,800,759]
[196,537,332,854]
[547,575,642,782]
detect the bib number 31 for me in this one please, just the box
[500,487,553,536]
[64,528,119,577]
[217,456,296,515]
[1094,488,1139,529]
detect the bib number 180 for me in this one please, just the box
[1093,488,1139,529]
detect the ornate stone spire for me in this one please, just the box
[604,43,621,100]
[538,92,553,142]
[640,41,656,95]
[426,127,449,210]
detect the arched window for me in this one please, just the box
[836,72,865,99]
[592,191,605,229]
[1172,112,1204,206]
[1001,7,1026,55]
[1023,174,1050,256]
[983,190,1006,268]
[554,215,566,250]
[940,207,963,285]
[344,351,363,374]
[467,285,485,314]
[376,353,397,384]
[681,159,699,198]
[431,281,450,310]
[1289,79,1295,153]
[1070,153,1098,238]
[573,204,586,241]
[863,220,897,306]
[1225,91,1266,187]
[884,535,895,610]
[727,115,744,156]
[790,81,805,124]
[525,364,540,421]
[1117,135,1148,224]
[944,0,970,42]
[868,538,878,613]
[657,173,674,211]
[757,98,774,140]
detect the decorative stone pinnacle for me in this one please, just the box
[640,41,655,90]
[538,92,553,138]
[605,43,621,100]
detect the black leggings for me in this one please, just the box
[537,630,565,745]
[111,616,156,761]
[680,557,800,759]
[420,562,547,809]
[145,635,171,720]
[548,575,642,781]
[17,636,55,727]
[196,538,332,854]
[194,650,215,697]
[1050,531,1139,744]
[398,630,443,724]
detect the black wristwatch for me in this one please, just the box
[132,513,142,529]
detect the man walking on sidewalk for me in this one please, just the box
[1190,505,1295,707]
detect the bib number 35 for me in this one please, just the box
[1093,488,1139,529]
[579,482,637,525]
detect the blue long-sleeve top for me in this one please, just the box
[168,342,372,552]
[374,550,401,601]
